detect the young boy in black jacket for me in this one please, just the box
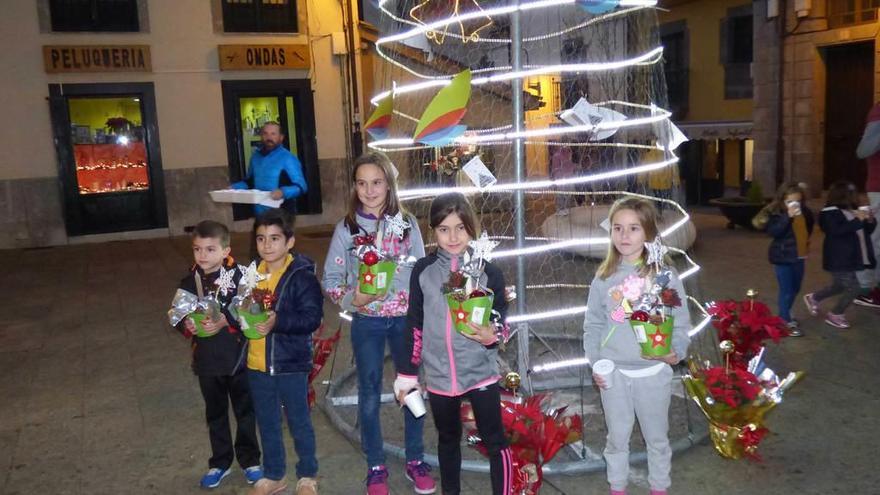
[176,220,262,489]
[245,209,323,495]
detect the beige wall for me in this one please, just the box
[659,0,754,123]
[0,0,348,182]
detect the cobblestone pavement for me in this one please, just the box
[1,208,877,494]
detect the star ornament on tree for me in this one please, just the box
[649,327,669,348]
[215,267,237,297]
[409,0,494,44]
[468,232,499,263]
[384,212,411,240]
[644,237,668,269]
[238,262,267,292]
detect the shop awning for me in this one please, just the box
[675,120,753,140]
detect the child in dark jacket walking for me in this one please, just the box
[766,182,814,337]
[804,180,877,329]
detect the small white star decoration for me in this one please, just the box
[238,262,267,292]
[468,232,499,263]
[214,266,237,297]
[644,237,668,269]
[383,212,411,239]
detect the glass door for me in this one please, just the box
[238,95,300,174]
[222,79,321,220]
[49,83,167,235]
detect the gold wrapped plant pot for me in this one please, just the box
[708,421,762,460]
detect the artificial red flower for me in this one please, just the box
[363,250,380,266]
[464,394,583,495]
[702,366,762,408]
[353,234,375,246]
[660,288,682,307]
[630,310,650,322]
[738,424,769,461]
[443,271,468,293]
[308,325,341,407]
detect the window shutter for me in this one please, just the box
[719,17,730,65]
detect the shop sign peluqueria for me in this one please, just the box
[42,45,151,73]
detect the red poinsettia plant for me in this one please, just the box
[463,394,583,494]
[307,325,341,408]
[706,299,789,368]
[702,366,762,408]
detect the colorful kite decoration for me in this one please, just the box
[364,91,394,140]
[413,69,472,147]
[577,0,619,15]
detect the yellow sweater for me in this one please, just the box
[247,254,293,372]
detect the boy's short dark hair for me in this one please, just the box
[254,209,295,240]
[192,220,230,247]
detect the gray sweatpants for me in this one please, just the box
[599,365,673,491]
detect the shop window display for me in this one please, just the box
[67,97,150,194]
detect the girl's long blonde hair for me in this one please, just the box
[597,197,660,280]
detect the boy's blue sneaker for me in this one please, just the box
[200,467,231,489]
[244,465,263,485]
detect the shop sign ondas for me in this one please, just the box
[218,44,310,71]
[43,45,151,73]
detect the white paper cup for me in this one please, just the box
[592,359,615,390]
[403,389,427,418]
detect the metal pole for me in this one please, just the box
[510,0,530,392]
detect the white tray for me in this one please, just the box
[210,189,283,208]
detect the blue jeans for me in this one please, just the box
[351,314,425,467]
[247,370,318,480]
[774,260,805,322]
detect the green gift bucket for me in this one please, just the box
[629,316,674,357]
[189,313,213,338]
[358,261,396,296]
[239,311,270,340]
[446,293,494,335]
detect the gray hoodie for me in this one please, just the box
[583,260,690,370]
[322,211,425,317]
[398,249,508,396]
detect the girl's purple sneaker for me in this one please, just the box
[824,312,850,329]
[366,465,389,495]
[405,460,436,494]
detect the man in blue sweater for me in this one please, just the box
[231,122,308,216]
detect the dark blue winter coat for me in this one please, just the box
[818,207,877,272]
[258,253,324,375]
[766,208,815,264]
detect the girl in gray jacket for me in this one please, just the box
[583,197,690,495]
[395,193,513,495]
[321,152,434,494]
